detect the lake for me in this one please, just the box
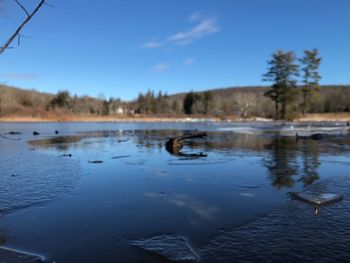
[0,122,350,262]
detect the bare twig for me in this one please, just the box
[0,0,45,55]
[13,0,30,17]
[44,2,54,8]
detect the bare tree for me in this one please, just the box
[0,0,46,55]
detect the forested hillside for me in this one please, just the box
[1,84,350,119]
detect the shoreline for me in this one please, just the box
[0,113,349,123]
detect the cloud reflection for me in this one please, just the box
[145,192,218,221]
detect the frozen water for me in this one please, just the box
[132,235,200,262]
[290,192,343,206]
[0,247,44,262]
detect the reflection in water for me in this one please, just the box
[145,192,218,221]
[28,130,349,190]
[2,124,350,263]
[264,137,299,188]
[299,140,320,186]
[29,135,83,150]
[165,144,208,159]
[169,194,218,221]
[263,137,323,188]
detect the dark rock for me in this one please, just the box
[33,131,40,136]
[310,133,326,140]
[88,160,104,164]
[111,155,131,159]
[8,131,22,135]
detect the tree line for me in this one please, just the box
[0,86,127,117]
[2,83,350,119]
[263,49,321,120]
[2,47,350,119]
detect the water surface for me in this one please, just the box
[0,122,349,262]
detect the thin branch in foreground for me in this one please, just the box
[0,0,45,55]
[13,0,30,17]
[44,2,54,8]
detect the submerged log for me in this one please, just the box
[165,132,207,155]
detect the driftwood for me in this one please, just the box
[165,132,207,155]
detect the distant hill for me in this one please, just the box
[1,84,350,119]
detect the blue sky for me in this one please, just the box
[0,0,349,100]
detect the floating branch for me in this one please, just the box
[165,132,207,155]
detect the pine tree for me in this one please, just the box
[263,51,299,119]
[183,91,200,115]
[299,49,322,116]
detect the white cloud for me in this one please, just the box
[189,12,203,22]
[150,63,169,73]
[185,58,195,65]
[168,18,219,46]
[1,72,40,80]
[143,40,164,49]
[143,14,220,49]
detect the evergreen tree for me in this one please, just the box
[50,90,71,109]
[263,51,299,119]
[299,49,322,116]
[172,100,179,113]
[183,91,199,114]
[203,91,213,114]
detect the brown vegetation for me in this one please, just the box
[1,84,350,122]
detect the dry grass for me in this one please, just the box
[298,113,350,122]
[1,113,349,123]
[0,115,222,123]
